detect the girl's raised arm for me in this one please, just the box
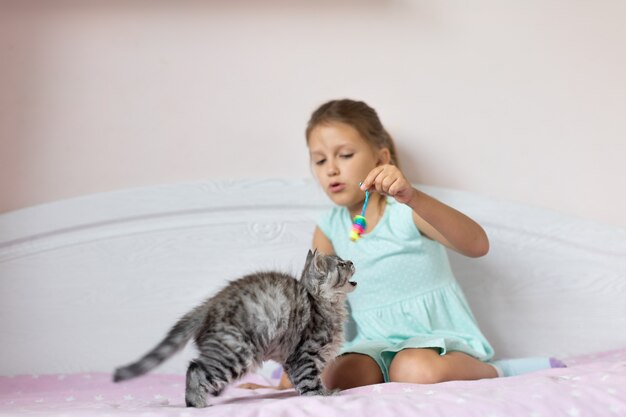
[312,226,336,255]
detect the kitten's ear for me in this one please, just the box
[302,249,315,275]
[313,250,327,273]
[304,249,315,269]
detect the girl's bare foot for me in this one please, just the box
[237,382,279,389]
[237,373,292,390]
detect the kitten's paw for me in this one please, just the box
[185,392,208,408]
[301,389,324,396]
[185,397,208,408]
[301,388,337,396]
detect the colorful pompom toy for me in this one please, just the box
[350,188,370,242]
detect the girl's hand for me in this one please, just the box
[361,164,416,204]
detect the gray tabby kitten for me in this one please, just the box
[113,250,356,408]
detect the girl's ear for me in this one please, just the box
[376,147,391,166]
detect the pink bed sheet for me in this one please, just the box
[2,348,625,417]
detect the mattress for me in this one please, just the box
[2,347,625,416]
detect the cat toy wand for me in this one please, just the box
[350,186,370,242]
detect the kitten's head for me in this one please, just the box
[300,249,356,297]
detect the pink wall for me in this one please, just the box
[2,1,625,226]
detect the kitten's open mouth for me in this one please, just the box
[349,281,357,287]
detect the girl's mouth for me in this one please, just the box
[328,182,345,193]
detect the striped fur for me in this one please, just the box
[113,250,356,408]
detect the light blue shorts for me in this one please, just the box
[340,336,487,382]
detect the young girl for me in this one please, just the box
[242,98,562,391]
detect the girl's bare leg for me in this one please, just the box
[322,353,384,390]
[388,348,497,384]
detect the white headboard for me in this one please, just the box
[1,179,625,376]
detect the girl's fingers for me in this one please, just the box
[362,165,405,196]
[373,169,398,195]
[387,177,403,196]
[381,175,397,193]
[371,170,390,194]
[383,177,405,198]
[360,165,414,203]
[361,166,385,191]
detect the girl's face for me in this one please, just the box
[308,122,388,208]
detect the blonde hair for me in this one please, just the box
[305,99,399,166]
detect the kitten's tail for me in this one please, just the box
[113,303,208,383]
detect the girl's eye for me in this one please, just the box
[340,153,354,159]
[315,159,326,166]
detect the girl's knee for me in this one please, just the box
[323,354,383,390]
[321,362,343,390]
[388,350,448,384]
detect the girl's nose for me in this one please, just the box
[326,160,339,176]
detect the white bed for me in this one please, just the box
[1,179,625,416]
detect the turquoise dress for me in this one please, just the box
[317,197,494,381]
